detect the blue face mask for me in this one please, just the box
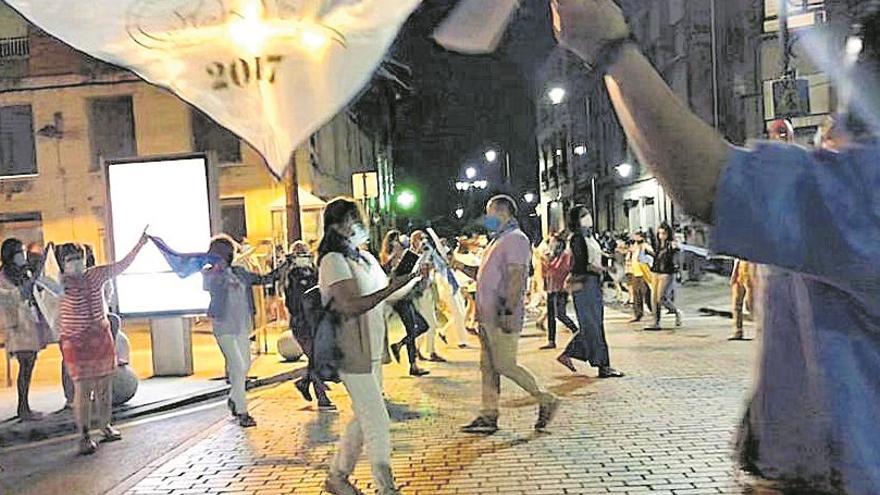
[483,215,502,232]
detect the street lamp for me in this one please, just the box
[396,190,417,210]
[574,145,587,156]
[523,192,536,204]
[455,181,472,191]
[615,163,633,178]
[484,149,497,163]
[473,180,489,190]
[465,166,477,179]
[548,86,566,105]
[454,207,465,219]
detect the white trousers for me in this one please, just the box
[332,362,392,484]
[73,375,113,436]
[414,292,438,355]
[438,285,469,346]
[215,332,252,414]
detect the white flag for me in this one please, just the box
[6,0,420,178]
[433,0,518,54]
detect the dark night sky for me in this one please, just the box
[390,0,557,226]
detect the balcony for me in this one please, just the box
[0,36,28,60]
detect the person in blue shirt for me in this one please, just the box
[554,1,880,493]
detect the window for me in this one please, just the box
[89,96,136,171]
[220,198,247,242]
[764,0,825,32]
[192,109,241,164]
[0,105,36,177]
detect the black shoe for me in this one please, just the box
[227,398,237,417]
[628,317,643,323]
[428,353,447,363]
[556,354,577,373]
[295,379,313,402]
[237,413,257,428]
[460,416,498,434]
[417,351,429,361]
[598,367,624,378]
[466,327,479,336]
[409,365,430,377]
[539,342,556,350]
[317,399,338,412]
[643,325,662,331]
[390,342,402,363]
[535,398,560,431]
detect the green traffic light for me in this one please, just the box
[396,190,417,210]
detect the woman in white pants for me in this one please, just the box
[203,235,285,428]
[318,198,416,495]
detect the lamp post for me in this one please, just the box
[485,148,511,186]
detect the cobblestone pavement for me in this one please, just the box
[122,307,759,495]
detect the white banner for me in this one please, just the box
[6,0,420,178]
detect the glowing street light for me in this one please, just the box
[455,181,471,191]
[523,192,536,204]
[574,145,587,156]
[465,167,477,179]
[484,149,498,163]
[396,190,417,210]
[548,86,566,105]
[473,180,489,190]
[616,163,633,178]
[455,207,465,219]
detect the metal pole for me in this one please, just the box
[710,0,720,129]
[590,175,598,224]
[285,152,303,243]
[504,151,511,186]
[780,0,791,77]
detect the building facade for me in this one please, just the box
[0,4,397,263]
[536,0,764,242]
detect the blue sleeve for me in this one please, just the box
[711,143,880,282]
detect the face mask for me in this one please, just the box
[65,260,85,275]
[349,223,370,247]
[12,252,26,267]
[483,215,502,232]
[293,255,313,268]
[580,214,593,229]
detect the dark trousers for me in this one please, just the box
[632,277,652,319]
[546,292,579,344]
[393,300,428,364]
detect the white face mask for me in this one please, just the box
[292,255,313,268]
[349,222,370,247]
[65,259,85,275]
[580,214,594,229]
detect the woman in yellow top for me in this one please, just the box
[729,259,754,340]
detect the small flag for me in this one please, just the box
[148,236,222,279]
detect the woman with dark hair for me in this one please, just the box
[539,232,579,349]
[379,230,431,376]
[202,234,286,428]
[0,238,50,421]
[318,197,416,495]
[644,223,682,331]
[57,235,147,454]
[556,205,623,378]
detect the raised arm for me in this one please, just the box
[554,0,732,223]
[105,234,149,279]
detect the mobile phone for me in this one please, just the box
[394,250,420,276]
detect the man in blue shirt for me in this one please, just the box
[553,1,880,493]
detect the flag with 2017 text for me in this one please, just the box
[5,0,420,178]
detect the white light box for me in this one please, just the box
[106,154,214,317]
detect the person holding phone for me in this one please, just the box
[380,231,431,377]
[319,198,417,495]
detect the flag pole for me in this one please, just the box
[286,151,303,244]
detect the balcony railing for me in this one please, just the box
[0,36,29,60]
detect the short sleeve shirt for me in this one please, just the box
[475,227,532,329]
[319,251,388,362]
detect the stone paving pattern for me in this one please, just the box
[125,307,758,495]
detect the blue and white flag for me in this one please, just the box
[148,236,222,279]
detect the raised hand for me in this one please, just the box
[551,0,630,66]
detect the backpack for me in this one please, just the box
[284,266,318,335]
[301,285,342,383]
